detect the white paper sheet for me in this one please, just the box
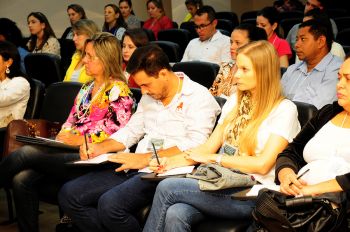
[246,184,280,196]
[73,153,113,164]
[138,166,195,176]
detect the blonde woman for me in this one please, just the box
[143,41,301,232]
[63,19,100,83]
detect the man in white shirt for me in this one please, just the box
[181,5,231,65]
[59,45,221,232]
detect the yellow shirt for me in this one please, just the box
[63,52,93,83]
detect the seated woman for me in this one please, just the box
[27,12,60,57]
[183,0,203,22]
[63,19,100,83]
[256,7,292,68]
[119,0,141,29]
[143,0,173,39]
[0,18,29,74]
[0,41,30,156]
[121,28,149,88]
[102,4,127,41]
[0,32,134,232]
[61,4,87,39]
[209,24,267,98]
[143,41,301,232]
[276,56,350,197]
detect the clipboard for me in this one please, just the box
[16,135,79,151]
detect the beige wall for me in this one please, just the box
[0,0,274,38]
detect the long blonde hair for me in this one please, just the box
[223,40,284,155]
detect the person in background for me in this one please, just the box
[62,4,87,40]
[183,0,203,22]
[0,32,133,232]
[102,4,127,41]
[26,12,60,57]
[281,19,342,109]
[286,0,338,52]
[121,28,149,88]
[0,18,29,74]
[276,57,350,198]
[143,0,173,39]
[143,40,300,232]
[210,24,267,98]
[0,41,30,128]
[119,0,141,29]
[257,6,292,68]
[181,5,231,65]
[63,19,100,83]
[294,8,345,63]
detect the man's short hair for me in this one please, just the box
[195,5,216,22]
[126,45,172,76]
[299,19,332,52]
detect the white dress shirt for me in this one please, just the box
[110,72,221,153]
[181,30,231,65]
[0,76,30,125]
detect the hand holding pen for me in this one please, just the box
[150,142,165,172]
[289,169,310,186]
[79,133,90,160]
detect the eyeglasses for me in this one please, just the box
[194,20,214,30]
[84,53,99,62]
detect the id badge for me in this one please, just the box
[221,143,238,156]
[147,138,164,151]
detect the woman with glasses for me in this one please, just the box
[142,0,173,39]
[63,19,100,83]
[0,32,134,232]
[27,12,60,57]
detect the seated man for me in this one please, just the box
[281,19,342,109]
[58,45,221,232]
[286,0,338,52]
[181,5,231,65]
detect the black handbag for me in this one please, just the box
[251,188,347,232]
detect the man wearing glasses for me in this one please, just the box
[181,5,231,65]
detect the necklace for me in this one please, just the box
[75,82,105,119]
[341,112,348,128]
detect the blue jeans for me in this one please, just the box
[143,178,255,232]
[0,145,81,232]
[58,169,158,232]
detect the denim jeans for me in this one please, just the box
[0,145,81,232]
[58,169,158,232]
[143,178,255,232]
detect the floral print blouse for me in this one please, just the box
[209,61,237,98]
[61,80,134,143]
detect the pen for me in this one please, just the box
[289,168,310,186]
[84,133,90,159]
[151,142,160,165]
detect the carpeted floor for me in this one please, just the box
[0,189,59,232]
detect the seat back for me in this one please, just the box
[293,101,317,128]
[142,28,156,41]
[336,28,350,46]
[24,53,62,87]
[280,18,303,38]
[40,82,82,123]
[24,78,45,119]
[240,10,258,22]
[150,41,181,62]
[216,11,239,29]
[158,29,191,58]
[172,61,220,89]
[180,21,198,40]
[130,88,142,104]
[216,19,233,34]
[59,38,76,76]
[334,17,350,34]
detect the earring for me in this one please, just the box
[5,66,10,74]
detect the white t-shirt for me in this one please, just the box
[218,94,301,184]
[300,121,350,185]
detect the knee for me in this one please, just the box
[98,193,121,225]
[12,170,35,191]
[58,181,78,209]
[156,178,178,197]
[10,145,40,162]
[165,204,188,223]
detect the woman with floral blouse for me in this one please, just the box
[0,33,133,232]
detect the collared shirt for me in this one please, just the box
[181,30,231,65]
[110,72,221,153]
[281,52,342,109]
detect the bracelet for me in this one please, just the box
[215,154,223,165]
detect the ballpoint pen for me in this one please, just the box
[289,169,310,186]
